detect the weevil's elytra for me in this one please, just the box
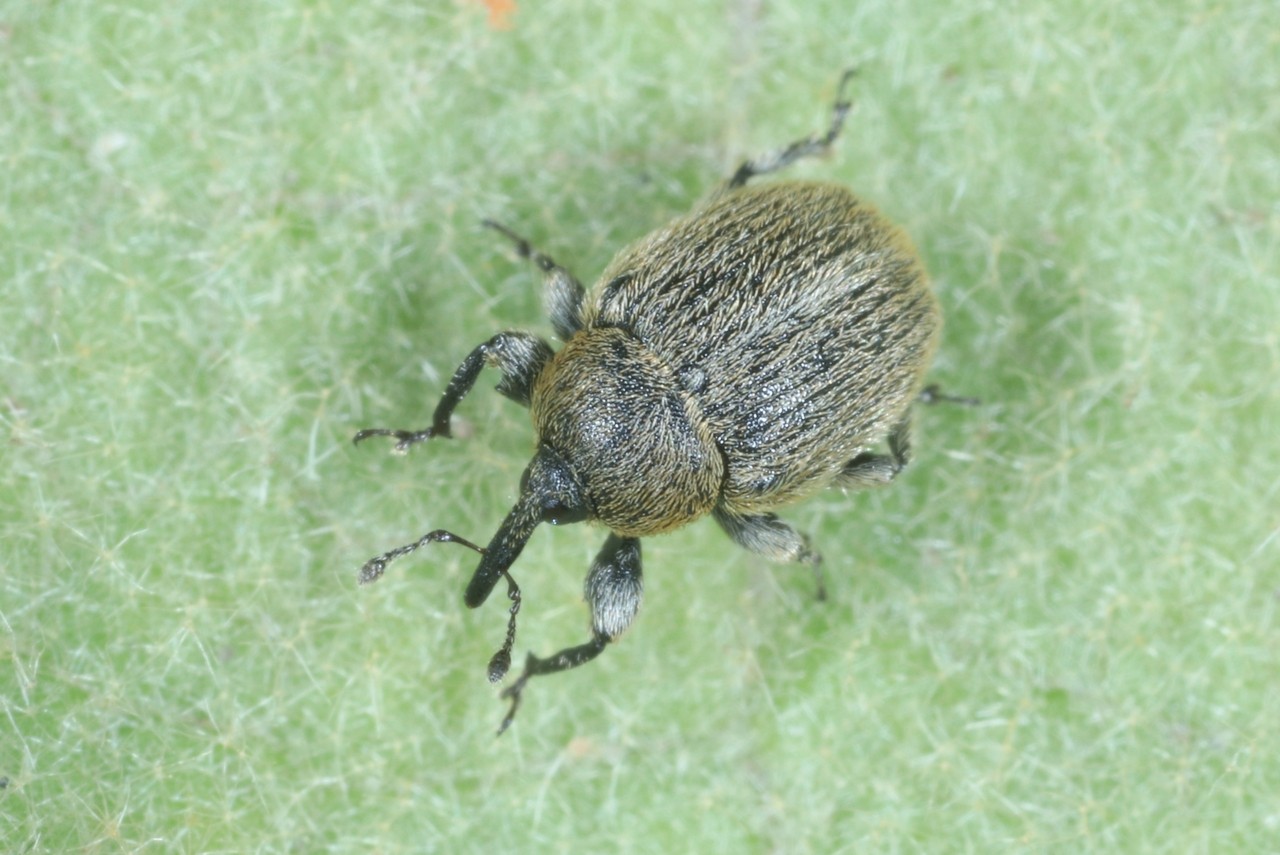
[354,70,949,734]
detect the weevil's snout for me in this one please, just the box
[463,445,588,609]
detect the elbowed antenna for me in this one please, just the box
[353,526,528,681]
[459,489,541,685]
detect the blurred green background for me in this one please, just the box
[3,1,1278,851]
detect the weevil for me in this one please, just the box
[355,71,969,733]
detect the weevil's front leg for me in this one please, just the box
[354,331,553,452]
[714,507,826,601]
[497,534,642,734]
[724,68,857,191]
[483,220,586,341]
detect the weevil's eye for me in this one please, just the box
[521,443,591,526]
[541,499,588,526]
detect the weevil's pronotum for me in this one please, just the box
[355,71,969,733]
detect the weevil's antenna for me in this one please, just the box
[357,529,486,585]
[356,530,524,685]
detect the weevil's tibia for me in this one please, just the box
[725,68,858,190]
[835,415,912,490]
[834,387,978,492]
[483,219,586,340]
[353,331,553,452]
[497,634,609,735]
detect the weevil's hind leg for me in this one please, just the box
[353,331,553,452]
[497,534,642,734]
[723,68,857,191]
[835,415,912,490]
[484,220,586,341]
[714,507,827,601]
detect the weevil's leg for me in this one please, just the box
[918,384,981,407]
[498,634,608,735]
[835,415,912,490]
[838,389,976,486]
[714,507,827,601]
[724,68,857,191]
[483,220,586,341]
[354,331,553,452]
[496,534,642,734]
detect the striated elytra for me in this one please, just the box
[354,71,962,733]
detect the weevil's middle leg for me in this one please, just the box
[725,68,857,190]
[714,508,827,601]
[837,387,979,489]
[835,415,913,490]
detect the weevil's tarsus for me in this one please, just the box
[354,332,554,452]
[497,634,609,735]
[352,426,436,454]
[918,384,981,407]
[725,67,857,191]
[484,219,587,340]
[357,529,486,585]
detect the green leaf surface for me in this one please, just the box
[3,1,1278,851]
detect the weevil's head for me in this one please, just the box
[463,326,724,609]
[463,443,586,608]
